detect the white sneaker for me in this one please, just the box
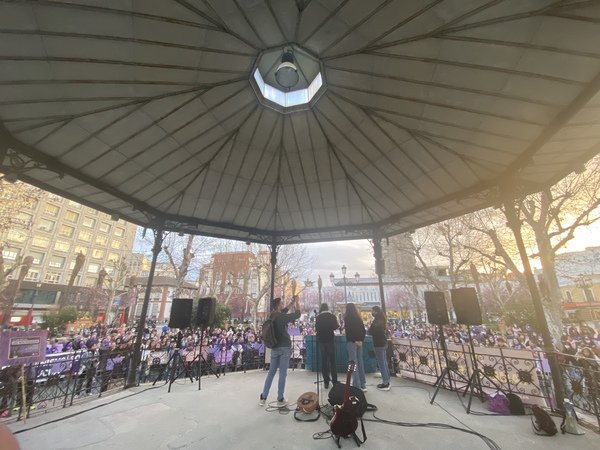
[276,398,289,408]
[361,387,368,392]
[259,395,266,407]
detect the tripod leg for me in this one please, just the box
[431,368,448,404]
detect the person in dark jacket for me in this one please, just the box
[368,305,391,391]
[259,296,301,408]
[315,303,339,389]
[344,303,367,391]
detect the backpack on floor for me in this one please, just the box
[328,383,368,417]
[531,405,558,436]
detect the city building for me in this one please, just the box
[1,189,137,324]
[129,276,197,323]
[552,246,600,325]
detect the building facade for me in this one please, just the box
[1,190,137,323]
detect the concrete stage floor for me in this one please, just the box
[6,369,598,449]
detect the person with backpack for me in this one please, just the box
[259,295,301,408]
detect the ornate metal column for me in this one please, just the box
[372,234,387,317]
[126,228,163,388]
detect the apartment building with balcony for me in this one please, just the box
[1,190,137,323]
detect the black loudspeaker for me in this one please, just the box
[424,291,449,325]
[450,288,482,325]
[169,298,193,329]
[196,297,216,327]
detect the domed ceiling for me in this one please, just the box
[1,0,600,244]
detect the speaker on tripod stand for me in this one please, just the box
[450,287,501,413]
[425,291,468,404]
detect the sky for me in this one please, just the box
[132,222,600,283]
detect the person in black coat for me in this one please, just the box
[315,303,339,389]
[368,305,391,391]
[344,303,367,391]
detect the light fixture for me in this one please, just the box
[355,272,360,283]
[341,265,347,276]
[275,50,299,89]
[329,273,335,284]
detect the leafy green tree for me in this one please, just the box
[40,307,78,331]
[214,301,231,329]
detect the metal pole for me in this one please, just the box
[269,242,278,313]
[373,235,388,317]
[504,198,566,409]
[343,274,347,306]
[126,228,163,388]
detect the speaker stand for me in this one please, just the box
[152,347,195,393]
[462,328,502,414]
[430,325,469,404]
[197,326,220,391]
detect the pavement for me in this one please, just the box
[5,369,599,449]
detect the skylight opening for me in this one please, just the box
[253,69,323,108]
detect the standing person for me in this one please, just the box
[368,305,391,391]
[344,303,367,391]
[315,303,339,389]
[259,295,301,407]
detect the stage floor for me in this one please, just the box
[6,369,598,449]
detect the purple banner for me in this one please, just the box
[0,330,48,366]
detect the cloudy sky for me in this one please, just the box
[304,240,375,284]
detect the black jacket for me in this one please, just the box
[368,318,387,347]
[345,314,366,343]
[316,311,339,343]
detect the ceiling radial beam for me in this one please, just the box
[300,0,351,46]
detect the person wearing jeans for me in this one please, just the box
[260,296,301,407]
[315,302,339,389]
[344,303,367,391]
[369,305,391,391]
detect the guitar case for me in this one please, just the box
[328,383,368,417]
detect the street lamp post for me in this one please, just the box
[342,265,347,306]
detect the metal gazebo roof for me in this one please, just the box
[1,0,600,245]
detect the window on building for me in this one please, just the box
[54,240,70,252]
[74,245,88,255]
[111,240,122,250]
[114,228,125,237]
[78,230,92,242]
[88,263,100,274]
[95,235,108,246]
[99,222,111,233]
[2,249,19,261]
[44,272,61,284]
[32,235,50,248]
[16,212,33,228]
[59,224,75,238]
[37,218,55,232]
[82,217,96,228]
[24,269,40,282]
[84,206,98,215]
[7,229,27,242]
[65,210,80,223]
[29,252,44,265]
[48,255,66,269]
[565,290,573,302]
[584,288,596,302]
[92,249,105,259]
[85,276,97,287]
[44,203,59,216]
[108,252,119,262]
[68,200,82,209]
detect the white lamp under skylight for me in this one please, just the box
[275,50,299,89]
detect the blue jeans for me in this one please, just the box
[261,346,292,401]
[346,342,366,389]
[374,346,390,384]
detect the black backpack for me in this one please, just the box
[262,312,279,349]
[531,405,558,436]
